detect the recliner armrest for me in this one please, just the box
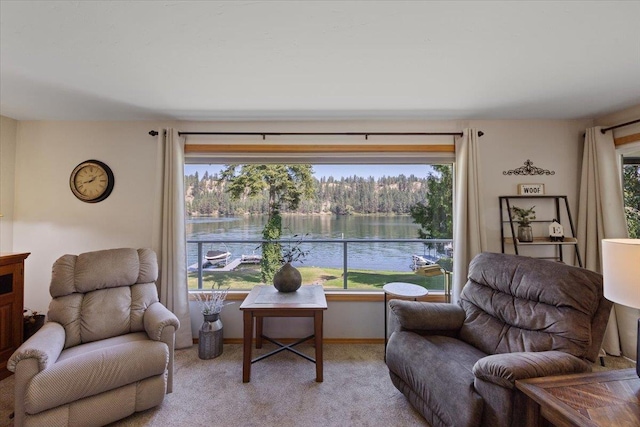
[472,351,592,389]
[144,302,180,341]
[388,300,465,333]
[8,322,66,373]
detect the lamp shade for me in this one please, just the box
[602,239,640,309]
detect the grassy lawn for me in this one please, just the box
[188,265,446,291]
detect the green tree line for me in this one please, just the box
[624,163,640,238]
[185,170,433,217]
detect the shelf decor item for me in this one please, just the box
[549,219,565,242]
[517,183,545,195]
[194,282,232,359]
[511,205,536,242]
[503,159,555,176]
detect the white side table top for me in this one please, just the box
[383,282,429,298]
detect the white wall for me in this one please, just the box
[9,118,594,339]
[0,116,18,252]
[471,119,592,261]
[12,120,164,310]
[190,299,384,342]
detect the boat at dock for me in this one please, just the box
[412,254,436,267]
[240,254,261,264]
[205,250,231,265]
[188,253,262,273]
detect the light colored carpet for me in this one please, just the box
[1,343,635,427]
[1,343,429,427]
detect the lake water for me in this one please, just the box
[186,215,440,272]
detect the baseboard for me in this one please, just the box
[193,337,384,345]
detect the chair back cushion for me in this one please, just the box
[459,252,610,363]
[48,248,160,349]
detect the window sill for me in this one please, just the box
[191,289,448,303]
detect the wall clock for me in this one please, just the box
[69,159,115,203]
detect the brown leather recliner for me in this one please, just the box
[386,252,612,427]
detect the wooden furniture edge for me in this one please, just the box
[614,132,640,146]
[515,368,638,427]
[0,252,31,265]
[516,367,637,388]
[185,143,454,154]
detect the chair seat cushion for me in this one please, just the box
[25,333,169,414]
[386,331,486,427]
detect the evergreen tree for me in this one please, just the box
[623,163,640,238]
[220,165,315,283]
[409,165,453,255]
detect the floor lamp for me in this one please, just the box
[602,238,640,377]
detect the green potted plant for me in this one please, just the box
[273,233,310,292]
[511,205,536,242]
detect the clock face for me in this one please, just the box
[70,160,114,203]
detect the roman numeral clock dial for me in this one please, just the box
[69,160,114,203]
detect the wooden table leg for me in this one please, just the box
[242,310,253,383]
[256,316,263,349]
[515,388,542,427]
[315,310,323,382]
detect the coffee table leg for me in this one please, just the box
[315,310,323,382]
[243,310,253,383]
[256,316,263,349]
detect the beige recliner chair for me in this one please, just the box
[9,248,180,427]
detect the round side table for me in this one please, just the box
[383,282,429,356]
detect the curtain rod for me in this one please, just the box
[148,130,482,138]
[601,118,640,134]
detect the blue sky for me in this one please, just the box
[184,164,434,179]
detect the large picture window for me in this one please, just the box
[184,162,453,294]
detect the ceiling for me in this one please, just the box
[1,1,639,122]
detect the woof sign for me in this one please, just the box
[518,184,545,195]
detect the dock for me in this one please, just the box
[188,257,252,272]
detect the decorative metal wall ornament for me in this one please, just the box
[503,159,555,176]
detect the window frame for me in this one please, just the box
[184,142,454,302]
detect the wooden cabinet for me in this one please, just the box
[0,252,30,380]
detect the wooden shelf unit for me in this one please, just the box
[503,237,578,245]
[499,196,582,267]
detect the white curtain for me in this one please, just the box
[452,128,487,304]
[153,128,192,349]
[577,126,630,357]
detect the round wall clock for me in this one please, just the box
[69,159,115,203]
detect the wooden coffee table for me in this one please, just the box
[239,285,327,383]
[516,368,640,427]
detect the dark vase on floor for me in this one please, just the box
[23,314,45,342]
[199,313,223,359]
[273,262,302,292]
